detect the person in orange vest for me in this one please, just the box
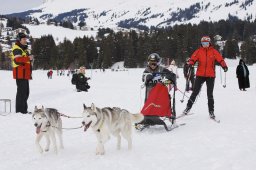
[11,32,34,114]
[183,36,228,119]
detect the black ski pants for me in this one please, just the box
[186,76,215,112]
[185,75,195,91]
[16,79,30,113]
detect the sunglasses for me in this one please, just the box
[149,62,157,66]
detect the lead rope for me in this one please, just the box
[51,125,84,130]
[59,113,82,118]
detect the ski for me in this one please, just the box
[135,122,186,132]
[176,112,194,119]
[210,117,220,123]
[167,122,186,131]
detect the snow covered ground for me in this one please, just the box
[0,61,256,170]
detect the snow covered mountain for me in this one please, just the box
[8,0,256,29]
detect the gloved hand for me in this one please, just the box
[145,73,153,82]
[165,73,176,86]
[223,66,228,72]
[189,64,194,70]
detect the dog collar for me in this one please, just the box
[42,121,51,132]
[94,111,104,132]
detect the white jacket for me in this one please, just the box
[167,64,179,78]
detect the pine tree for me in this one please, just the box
[240,39,256,64]
[223,39,239,59]
[124,33,136,68]
[0,46,2,69]
[31,35,57,69]
[101,35,115,68]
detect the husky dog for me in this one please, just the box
[32,106,64,154]
[82,103,144,155]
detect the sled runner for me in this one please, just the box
[136,73,177,131]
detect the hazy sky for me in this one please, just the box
[0,0,43,15]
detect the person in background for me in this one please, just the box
[47,69,53,79]
[167,60,179,90]
[71,66,90,92]
[11,32,34,114]
[183,36,228,119]
[183,58,195,92]
[236,59,250,91]
[167,59,179,79]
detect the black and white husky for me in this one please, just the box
[32,106,64,154]
[82,103,144,155]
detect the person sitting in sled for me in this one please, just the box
[71,66,90,92]
[142,53,176,102]
[137,53,177,130]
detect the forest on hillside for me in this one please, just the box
[1,19,256,70]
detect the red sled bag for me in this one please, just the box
[141,83,172,117]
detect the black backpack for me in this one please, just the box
[71,74,78,85]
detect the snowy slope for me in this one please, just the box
[24,24,97,43]
[0,60,256,170]
[8,0,256,29]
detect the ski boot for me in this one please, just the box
[183,107,191,115]
[209,111,215,119]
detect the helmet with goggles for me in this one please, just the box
[148,53,161,62]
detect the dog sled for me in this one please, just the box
[136,73,177,131]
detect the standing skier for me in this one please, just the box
[167,60,179,78]
[183,36,228,119]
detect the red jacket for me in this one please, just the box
[189,46,227,77]
[11,43,32,80]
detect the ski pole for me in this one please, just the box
[180,88,186,103]
[223,72,226,88]
[176,88,197,105]
[220,66,222,86]
[181,67,191,103]
[172,85,176,119]
[177,88,190,99]
[180,78,188,103]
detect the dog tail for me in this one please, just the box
[131,113,144,123]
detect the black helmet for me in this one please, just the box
[17,32,27,41]
[148,53,161,63]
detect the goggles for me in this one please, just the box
[149,62,157,67]
[201,42,209,46]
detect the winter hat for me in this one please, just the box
[239,59,244,65]
[201,36,211,43]
[17,32,27,41]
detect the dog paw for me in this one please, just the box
[38,148,43,154]
[96,151,105,155]
[96,149,105,155]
